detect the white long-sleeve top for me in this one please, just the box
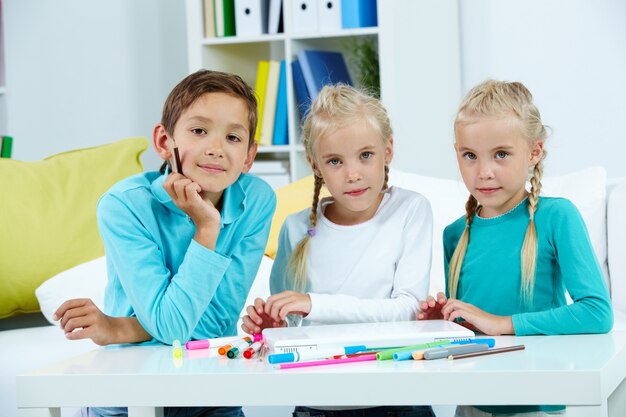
[269,186,433,325]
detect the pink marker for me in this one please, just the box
[185,334,262,350]
[279,353,377,369]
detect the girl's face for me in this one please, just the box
[311,120,393,225]
[454,117,543,218]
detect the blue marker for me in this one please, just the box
[268,345,366,364]
[451,338,496,348]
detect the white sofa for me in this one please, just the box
[1,167,625,417]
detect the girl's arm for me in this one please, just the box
[512,200,613,335]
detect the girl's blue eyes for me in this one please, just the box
[327,152,374,166]
[361,151,373,160]
[495,151,508,159]
[463,151,509,160]
[463,152,477,160]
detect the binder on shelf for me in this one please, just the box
[259,60,281,146]
[215,0,236,37]
[235,0,269,37]
[1,136,13,159]
[291,59,311,119]
[253,60,270,144]
[317,0,342,33]
[272,60,288,146]
[292,0,318,34]
[267,0,283,34]
[203,0,216,38]
[297,49,353,102]
[341,0,377,29]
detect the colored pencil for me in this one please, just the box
[448,344,525,360]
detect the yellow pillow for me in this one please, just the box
[265,175,330,258]
[0,137,149,318]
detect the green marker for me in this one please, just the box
[376,340,451,361]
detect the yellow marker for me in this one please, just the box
[172,339,183,359]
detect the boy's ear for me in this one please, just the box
[153,124,172,160]
[384,137,394,165]
[242,141,258,173]
[529,140,544,166]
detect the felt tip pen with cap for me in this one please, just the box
[172,339,183,359]
[424,343,488,360]
[243,341,264,359]
[227,338,255,358]
[186,334,262,351]
[268,345,366,364]
[218,336,252,356]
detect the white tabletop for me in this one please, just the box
[17,332,626,415]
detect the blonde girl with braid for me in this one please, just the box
[418,80,613,417]
[241,84,435,417]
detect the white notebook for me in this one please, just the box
[262,320,475,353]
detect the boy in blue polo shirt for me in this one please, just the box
[54,70,276,417]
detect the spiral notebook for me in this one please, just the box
[262,320,474,354]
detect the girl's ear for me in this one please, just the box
[529,140,544,166]
[242,141,258,173]
[307,155,322,178]
[153,124,172,160]
[384,137,394,165]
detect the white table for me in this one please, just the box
[17,332,626,417]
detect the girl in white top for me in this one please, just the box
[242,84,434,417]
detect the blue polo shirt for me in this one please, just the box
[97,171,276,344]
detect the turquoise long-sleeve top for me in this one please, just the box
[97,171,276,344]
[444,196,613,414]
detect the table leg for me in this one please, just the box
[128,407,164,417]
[608,375,626,417]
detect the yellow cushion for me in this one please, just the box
[0,137,149,318]
[265,175,330,258]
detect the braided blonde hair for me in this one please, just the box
[449,80,548,304]
[287,84,393,291]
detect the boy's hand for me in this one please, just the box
[416,292,447,320]
[441,299,514,336]
[265,291,311,322]
[240,298,285,334]
[53,298,118,346]
[163,173,221,249]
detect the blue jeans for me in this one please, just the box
[293,406,435,417]
[81,406,245,417]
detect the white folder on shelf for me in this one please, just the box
[267,0,283,34]
[235,0,269,37]
[262,320,475,353]
[317,0,341,32]
[292,0,318,34]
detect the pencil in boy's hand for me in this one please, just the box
[448,344,525,360]
[172,145,184,175]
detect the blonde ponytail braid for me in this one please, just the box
[448,195,478,299]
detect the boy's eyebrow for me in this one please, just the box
[187,116,248,133]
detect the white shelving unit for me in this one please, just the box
[185,0,462,183]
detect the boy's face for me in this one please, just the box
[157,92,257,205]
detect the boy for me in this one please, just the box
[54,70,276,417]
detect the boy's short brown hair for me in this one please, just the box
[162,70,258,148]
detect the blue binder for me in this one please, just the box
[297,49,352,102]
[272,60,289,145]
[291,59,311,119]
[341,0,378,29]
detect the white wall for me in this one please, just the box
[3,0,187,170]
[459,0,626,179]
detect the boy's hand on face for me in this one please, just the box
[416,292,447,320]
[440,299,514,336]
[164,173,221,249]
[265,291,311,323]
[241,297,285,334]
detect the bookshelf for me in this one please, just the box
[185,0,462,184]
[0,0,6,136]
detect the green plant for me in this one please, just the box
[345,37,380,98]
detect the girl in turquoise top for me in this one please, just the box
[419,80,613,417]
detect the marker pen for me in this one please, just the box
[186,334,261,350]
[424,343,488,360]
[227,338,254,358]
[172,339,183,359]
[268,345,366,364]
[218,336,252,356]
[243,341,264,359]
